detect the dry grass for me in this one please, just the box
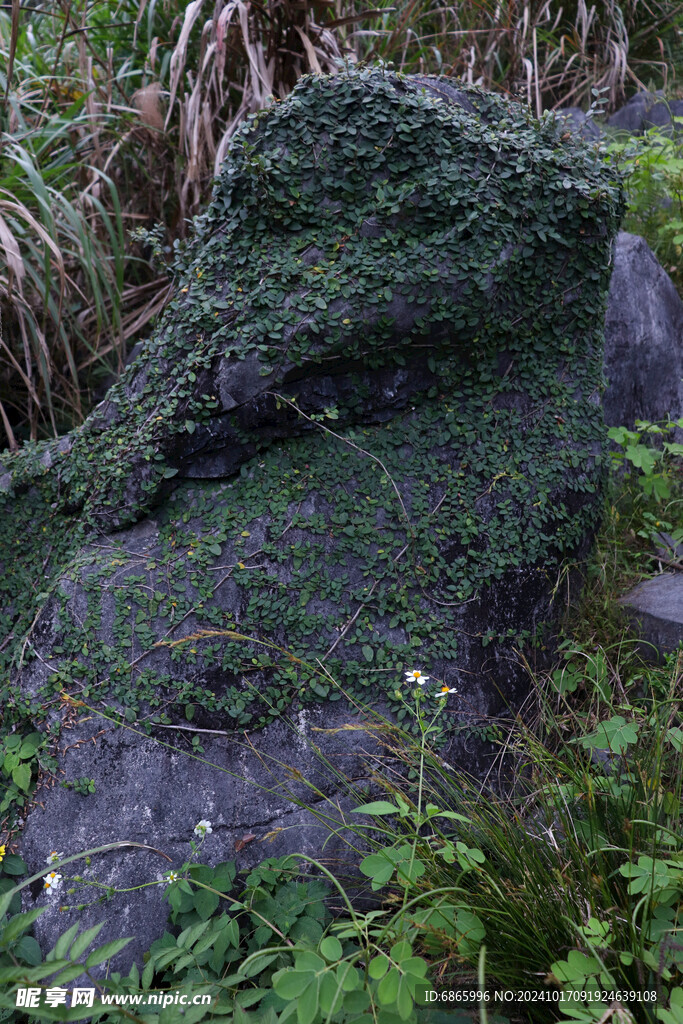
[350,0,683,113]
[166,0,349,212]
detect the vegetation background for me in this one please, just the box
[0,2,682,1023]
[1,0,683,445]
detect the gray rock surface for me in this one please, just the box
[603,232,683,428]
[618,573,683,659]
[555,92,683,142]
[607,91,683,134]
[20,705,380,977]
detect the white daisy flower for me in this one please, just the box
[194,819,213,837]
[43,871,62,894]
[404,669,429,686]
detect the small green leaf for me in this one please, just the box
[319,935,342,962]
[84,937,133,968]
[297,978,320,1024]
[12,763,31,792]
[368,954,390,979]
[69,923,104,961]
[273,969,312,999]
[142,957,155,988]
[294,951,325,972]
[194,888,220,920]
[390,940,412,961]
[396,975,414,1019]
[359,852,396,887]
[19,734,42,759]
[51,923,80,961]
[352,801,399,815]
[377,966,400,1004]
[1,908,45,945]
[1,853,27,876]
[667,727,683,753]
[319,972,344,1015]
[338,962,360,991]
[14,935,43,966]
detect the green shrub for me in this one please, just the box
[608,126,683,296]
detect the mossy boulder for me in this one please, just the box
[1,66,623,966]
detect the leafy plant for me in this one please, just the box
[60,776,96,796]
[0,852,42,974]
[608,125,683,295]
[0,848,134,1022]
[316,644,683,1021]
[0,2,175,444]
[0,731,41,815]
[608,419,683,503]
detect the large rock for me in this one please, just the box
[556,91,683,143]
[603,232,683,428]
[607,91,683,134]
[0,67,624,969]
[19,705,380,974]
[618,573,683,660]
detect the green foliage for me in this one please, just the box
[0,726,56,825]
[0,852,44,981]
[608,126,683,295]
[0,66,624,767]
[0,0,339,444]
[0,2,178,444]
[0,731,41,814]
[0,603,681,1022]
[0,852,133,1022]
[608,418,683,504]
[339,647,683,1022]
[5,640,679,1022]
[60,776,96,796]
[0,845,489,1023]
[573,414,683,619]
[136,851,468,1023]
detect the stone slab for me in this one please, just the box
[618,572,683,659]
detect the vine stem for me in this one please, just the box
[0,841,172,919]
[266,391,415,535]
